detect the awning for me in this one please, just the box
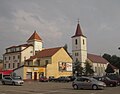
[0,70,13,75]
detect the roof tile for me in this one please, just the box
[87,53,108,64]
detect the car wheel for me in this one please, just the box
[73,84,78,90]
[110,83,113,87]
[92,85,98,90]
[2,81,5,85]
[12,82,15,85]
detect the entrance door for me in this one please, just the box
[34,72,37,80]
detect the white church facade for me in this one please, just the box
[72,22,108,76]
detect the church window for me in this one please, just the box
[75,39,78,45]
[83,39,85,45]
[75,53,79,56]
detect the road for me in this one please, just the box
[0,81,120,94]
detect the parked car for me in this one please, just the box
[105,74,120,85]
[67,76,76,81]
[39,76,49,82]
[72,76,106,90]
[12,76,22,80]
[49,76,56,82]
[56,76,71,82]
[1,76,24,86]
[93,76,118,87]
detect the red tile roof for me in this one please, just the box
[109,64,118,69]
[27,31,42,42]
[5,44,33,54]
[26,47,62,60]
[87,53,108,64]
[6,44,33,49]
[72,23,86,38]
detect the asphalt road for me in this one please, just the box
[0,81,120,94]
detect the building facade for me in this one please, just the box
[3,31,72,80]
[72,22,108,76]
[14,47,73,80]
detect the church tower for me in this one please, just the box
[71,22,87,67]
[27,31,43,55]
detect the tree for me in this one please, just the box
[84,61,94,76]
[73,61,83,76]
[102,53,111,63]
[105,64,115,74]
[63,44,68,52]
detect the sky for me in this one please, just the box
[0,0,120,59]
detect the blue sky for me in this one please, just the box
[0,0,120,59]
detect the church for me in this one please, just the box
[71,22,108,76]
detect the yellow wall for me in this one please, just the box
[23,66,45,80]
[47,48,73,78]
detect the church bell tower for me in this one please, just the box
[71,21,87,67]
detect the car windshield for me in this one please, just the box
[12,77,22,80]
[90,78,98,82]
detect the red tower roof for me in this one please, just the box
[72,23,86,38]
[27,31,42,42]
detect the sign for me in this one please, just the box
[33,68,38,71]
[59,62,72,72]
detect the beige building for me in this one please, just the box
[72,22,108,76]
[3,31,42,70]
[14,47,72,80]
[3,31,72,80]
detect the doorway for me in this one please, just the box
[34,72,37,80]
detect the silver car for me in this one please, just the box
[72,76,106,90]
[1,76,24,86]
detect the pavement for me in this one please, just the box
[0,81,120,94]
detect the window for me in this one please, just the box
[9,56,11,60]
[95,67,97,73]
[17,63,20,67]
[13,63,15,68]
[13,56,15,59]
[30,51,33,53]
[4,64,6,69]
[45,60,49,64]
[18,55,20,59]
[4,57,6,60]
[75,53,79,56]
[8,63,10,68]
[83,39,85,45]
[75,39,78,45]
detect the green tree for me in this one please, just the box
[63,44,68,52]
[102,53,111,63]
[103,53,120,74]
[84,61,94,76]
[73,61,83,76]
[105,64,115,74]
